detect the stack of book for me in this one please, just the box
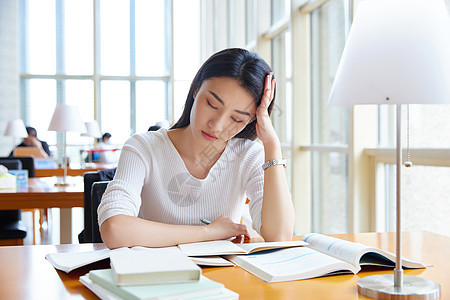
[78,247,238,299]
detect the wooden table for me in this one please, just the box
[0,231,449,299]
[35,163,116,177]
[0,176,84,244]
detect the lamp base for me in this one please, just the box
[54,182,71,187]
[357,275,440,299]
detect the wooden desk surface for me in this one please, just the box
[35,163,116,177]
[0,231,449,300]
[0,176,83,209]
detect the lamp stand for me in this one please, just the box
[357,105,440,299]
[55,132,70,186]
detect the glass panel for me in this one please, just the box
[65,79,93,165]
[135,0,167,76]
[136,80,166,133]
[271,0,290,24]
[174,80,191,123]
[27,0,56,74]
[28,79,57,146]
[65,0,93,75]
[100,80,130,145]
[386,164,450,237]
[312,152,348,233]
[100,0,130,75]
[271,30,292,145]
[174,0,201,80]
[245,0,256,44]
[407,105,450,148]
[311,0,347,145]
[65,79,95,121]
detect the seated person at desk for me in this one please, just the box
[9,126,51,158]
[95,132,117,163]
[98,48,295,249]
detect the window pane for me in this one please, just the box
[136,80,166,133]
[28,79,57,146]
[174,0,200,80]
[271,0,289,24]
[272,30,292,145]
[311,0,347,145]
[245,0,256,44]
[386,164,450,237]
[100,0,130,75]
[65,80,94,121]
[100,80,130,145]
[174,80,191,123]
[312,152,348,233]
[135,0,167,76]
[27,0,56,74]
[65,0,93,75]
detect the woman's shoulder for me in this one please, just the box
[124,128,170,152]
[229,137,263,157]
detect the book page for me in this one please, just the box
[237,240,308,254]
[189,256,235,267]
[301,233,368,267]
[227,247,357,283]
[178,240,246,256]
[45,249,111,273]
[301,233,426,269]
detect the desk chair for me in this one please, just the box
[0,159,27,246]
[78,169,116,243]
[2,156,44,240]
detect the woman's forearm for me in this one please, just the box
[259,142,295,241]
[100,214,249,249]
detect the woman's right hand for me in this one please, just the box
[205,216,250,241]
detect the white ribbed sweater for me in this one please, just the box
[98,129,265,234]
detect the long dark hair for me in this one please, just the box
[171,48,275,140]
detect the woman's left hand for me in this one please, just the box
[255,73,278,146]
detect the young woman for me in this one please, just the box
[98,48,295,249]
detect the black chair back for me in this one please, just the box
[0,159,22,170]
[0,158,27,241]
[78,168,116,243]
[90,181,109,243]
[0,156,35,177]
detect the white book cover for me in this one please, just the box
[110,247,201,286]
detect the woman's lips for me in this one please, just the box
[201,131,217,141]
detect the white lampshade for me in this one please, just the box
[81,121,102,138]
[328,0,450,105]
[4,119,28,138]
[48,104,87,133]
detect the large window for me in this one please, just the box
[310,0,348,233]
[19,0,200,163]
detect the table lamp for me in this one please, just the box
[81,121,102,139]
[48,104,86,186]
[81,121,102,163]
[4,119,28,147]
[328,0,450,298]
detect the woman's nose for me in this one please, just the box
[208,113,228,132]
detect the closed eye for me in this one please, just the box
[231,117,243,123]
[207,99,218,110]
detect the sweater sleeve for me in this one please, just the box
[97,134,151,226]
[244,143,265,235]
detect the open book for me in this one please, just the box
[45,241,305,273]
[178,240,307,256]
[226,233,426,283]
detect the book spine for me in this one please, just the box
[89,272,139,300]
